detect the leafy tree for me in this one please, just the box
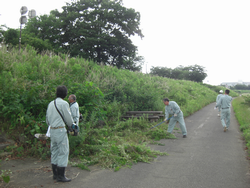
[171,66,188,80]
[150,66,189,80]
[2,28,19,46]
[0,26,53,52]
[23,15,62,53]
[182,64,207,82]
[232,84,250,90]
[21,34,53,53]
[150,66,172,77]
[0,25,5,43]
[24,0,144,71]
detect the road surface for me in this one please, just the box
[1,102,250,188]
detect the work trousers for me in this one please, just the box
[167,111,187,135]
[218,107,222,113]
[50,128,69,167]
[220,108,231,128]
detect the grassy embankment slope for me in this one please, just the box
[0,45,238,170]
[232,94,250,154]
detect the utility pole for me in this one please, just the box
[19,6,28,52]
[19,6,36,52]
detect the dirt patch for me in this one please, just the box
[0,158,98,188]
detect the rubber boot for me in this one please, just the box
[52,164,57,180]
[57,167,71,182]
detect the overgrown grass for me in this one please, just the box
[0,45,238,171]
[0,160,11,183]
[67,117,173,170]
[232,96,250,153]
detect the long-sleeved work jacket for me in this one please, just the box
[216,94,223,104]
[165,101,187,135]
[165,101,181,119]
[46,98,74,129]
[216,95,232,109]
[216,94,233,128]
[69,102,80,127]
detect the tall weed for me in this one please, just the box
[232,96,250,153]
[0,45,238,170]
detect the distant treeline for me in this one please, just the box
[227,84,250,90]
[150,65,207,83]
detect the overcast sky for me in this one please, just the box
[1,0,249,85]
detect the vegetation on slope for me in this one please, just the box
[232,95,250,153]
[0,45,238,171]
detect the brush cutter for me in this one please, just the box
[150,117,172,129]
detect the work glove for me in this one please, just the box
[164,118,168,122]
[174,113,177,117]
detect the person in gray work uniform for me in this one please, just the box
[215,89,232,132]
[163,98,187,138]
[46,85,74,182]
[216,90,223,117]
[68,94,80,128]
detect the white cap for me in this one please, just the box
[219,90,223,93]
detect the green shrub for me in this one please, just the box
[242,95,250,106]
[0,45,229,170]
[232,96,250,154]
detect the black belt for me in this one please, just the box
[222,107,229,109]
[50,126,65,129]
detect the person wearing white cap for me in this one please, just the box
[215,89,233,132]
[216,90,223,116]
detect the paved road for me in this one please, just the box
[1,102,250,188]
